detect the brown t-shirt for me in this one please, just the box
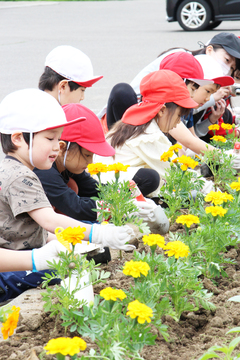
[0,157,52,250]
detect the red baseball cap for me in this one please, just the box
[61,103,115,156]
[122,70,198,126]
[160,52,213,86]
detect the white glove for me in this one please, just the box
[91,223,136,251]
[226,149,240,170]
[133,198,169,235]
[33,240,68,271]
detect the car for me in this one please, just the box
[166,0,240,31]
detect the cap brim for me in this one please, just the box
[45,116,86,131]
[74,76,103,88]
[79,140,115,156]
[175,97,199,108]
[212,76,234,87]
[222,45,240,60]
[188,78,214,86]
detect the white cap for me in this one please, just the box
[0,89,86,134]
[194,55,234,87]
[45,45,103,87]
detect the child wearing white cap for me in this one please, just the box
[39,45,103,105]
[0,89,135,302]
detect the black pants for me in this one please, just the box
[132,168,160,197]
[107,83,137,130]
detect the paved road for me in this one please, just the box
[0,0,240,114]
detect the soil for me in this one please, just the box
[1,227,240,360]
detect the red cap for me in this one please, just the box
[122,70,198,126]
[61,104,115,156]
[160,52,213,86]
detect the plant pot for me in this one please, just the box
[62,271,94,306]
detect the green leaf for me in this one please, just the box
[198,353,220,360]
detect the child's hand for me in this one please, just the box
[32,240,68,271]
[91,223,136,251]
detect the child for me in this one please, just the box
[39,45,103,106]
[34,103,160,222]
[0,88,135,302]
[95,70,199,195]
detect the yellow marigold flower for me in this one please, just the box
[175,155,198,171]
[126,300,153,324]
[208,124,220,131]
[60,226,86,246]
[169,144,182,152]
[176,214,200,228]
[230,177,240,191]
[160,150,174,161]
[100,287,127,301]
[171,158,178,164]
[164,241,190,259]
[204,191,233,205]
[123,260,150,278]
[221,123,233,130]
[1,306,20,340]
[142,234,165,248]
[107,163,130,173]
[205,206,228,217]
[44,337,87,356]
[210,135,227,143]
[87,163,108,176]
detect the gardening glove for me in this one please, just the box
[91,223,136,251]
[32,240,68,271]
[226,149,240,170]
[133,198,169,235]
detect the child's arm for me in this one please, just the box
[0,248,32,271]
[28,207,91,240]
[28,207,136,250]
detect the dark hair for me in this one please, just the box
[0,132,33,154]
[61,141,89,160]
[158,44,225,58]
[108,102,190,149]
[38,67,81,92]
[185,79,199,90]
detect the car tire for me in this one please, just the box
[176,0,212,31]
[207,20,222,29]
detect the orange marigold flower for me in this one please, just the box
[1,306,20,340]
[208,124,220,131]
[210,135,227,143]
[60,226,86,246]
[160,150,174,162]
[107,163,130,173]
[221,123,233,130]
[87,163,108,176]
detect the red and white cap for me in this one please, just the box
[45,45,103,87]
[194,55,234,87]
[160,52,213,86]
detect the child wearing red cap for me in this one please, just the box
[34,103,160,223]
[95,70,202,196]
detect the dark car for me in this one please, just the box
[166,0,240,31]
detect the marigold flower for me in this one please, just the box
[60,226,86,246]
[210,135,227,143]
[100,287,127,301]
[205,206,228,217]
[208,124,220,131]
[87,163,108,175]
[221,123,233,130]
[204,191,233,205]
[44,337,87,356]
[160,150,174,162]
[230,177,240,191]
[107,163,130,173]
[175,155,198,171]
[176,214,200,228]
[123,260,150,278]
[164,241,190,259]
[142,234,165,248]
[169,144,182,152]
[126,300,153,324]
[1,306,20,340]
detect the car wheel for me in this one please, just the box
[176,0,212,31]
[207,20,222,30]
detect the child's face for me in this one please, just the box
[60,85,86,105]
[31,128,63,170]
[157,106,182,133]
[65,147,93,174]
[186,81,199,98]
[192,84,218,107]
[234,69,240,83]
